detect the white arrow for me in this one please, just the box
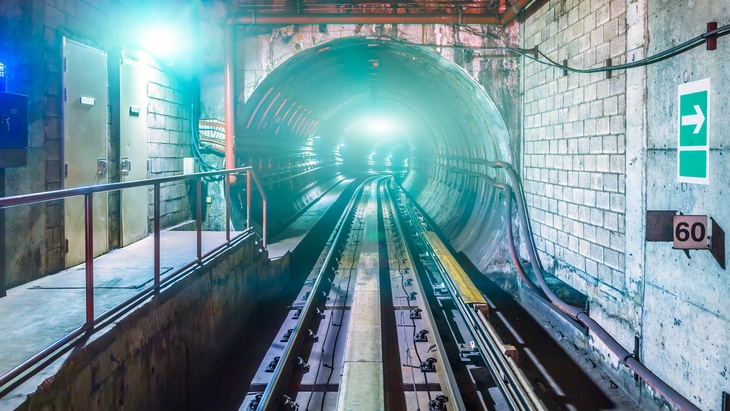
[681,104,705,134]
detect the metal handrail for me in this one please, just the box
[247,167,267,247]
[0,166,267,398]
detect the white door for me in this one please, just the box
[120,57,149,246]
[63,38,108,268]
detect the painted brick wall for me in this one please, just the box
[523,0,628,301]
[146,68,193,231]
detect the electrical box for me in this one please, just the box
[0,91,28,167]
[0,92,28,148]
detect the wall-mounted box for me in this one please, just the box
[0,91,28,167]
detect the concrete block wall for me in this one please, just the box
[522,0,644,403]
[523,0,628,291]
[1,0,195,287]
[146,68,193,231]
[523,0,730,409]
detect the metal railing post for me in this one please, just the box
[246,171,251,230]
[154,183,161,288]
[84,193,94,325]
[225,175,231,242]
[263,198,267,248]
[196,177,202,261]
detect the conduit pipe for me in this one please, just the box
[494,161,701,411]
[231,13,501,25]
[224,24,236,182]
[502,190,541,294]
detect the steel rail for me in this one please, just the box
[392,184,545,411]
[255,177,374,410]
[383,182,466,410]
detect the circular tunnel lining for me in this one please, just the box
[237,36,513,266]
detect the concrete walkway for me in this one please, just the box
[267,178,355,260]
[0,178,354,409]
[0,230,236,384]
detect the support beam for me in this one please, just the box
[500,0,532,24]
[224,24,236,180]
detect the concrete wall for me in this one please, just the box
[642,1,730,409]
[0,0,195,288]
[14,234,288,410]
[522,0,730,409]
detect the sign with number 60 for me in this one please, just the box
[673,215,710,249]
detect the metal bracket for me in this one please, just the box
[248,394,263,410]
[646,210,677,241]
[264,356,280,373]
[428,395,449,411]
[97,158,108,175]
[296,357,310,373]
[280,328,293,343]
[646,210,725,269]
[121,158,131,176]
[710,217,726,269]
[707,22,718,50]
[414,329,429,343]
[605,58,613,79]
[420,357,437,372]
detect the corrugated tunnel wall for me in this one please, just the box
[232,35,516,263]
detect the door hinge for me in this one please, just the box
[63,57,67,72]
[63,88,67,102]
[65,239,69,254]
[64,163,68,178]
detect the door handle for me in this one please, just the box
[97,158,108,175]
[121,158,131,176]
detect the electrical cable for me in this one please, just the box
[404,23,730,74]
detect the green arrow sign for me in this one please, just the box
[677,78,710,184]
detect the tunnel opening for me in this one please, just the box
[234,36,513,264]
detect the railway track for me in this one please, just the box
[243,177,545,411]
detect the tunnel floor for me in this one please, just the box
[191,177,643,411]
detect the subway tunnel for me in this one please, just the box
[234,36,511,264]
[1,0,729,410]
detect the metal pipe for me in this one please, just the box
[0,167,255,210]
[224,24,236,182]
[502,190,540,293]
[225,177,231,242]
[154,184,161,288]
[0,169,5,298]
[231,13,500,25]
[84,193,94,325]
[495,162,701,411]
[196,178,202,261]
[499,0,532,24]
[246,171,251,229]
[262,198,267,248]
